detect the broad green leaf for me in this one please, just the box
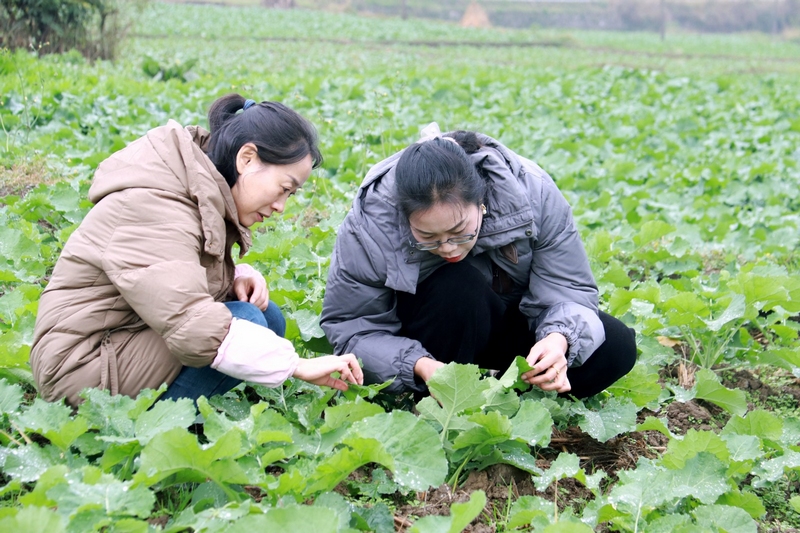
[197,397,256,445]
[716,490,766,519]
[416,397,476,435]
[46,472,155,519]
[291,309,325,341]
[476,441,543,476]
[661,429,729,469]
[0,505,66,533]
[722,409,782,440]
[77,389,137,437]
[481,376,520,417]
[636,416,680,440]
[790,496,800,513]
[408,490,486,533]
[14,399,89,451]
[606,364,662,407]
[609,458,670,514]
[731,272,790,312]
[339,379,393,401]
[132,398,196,445]
[322,397,385,432]
[663,292,707,328]
[16,465,69,509]
[644,513,693,533]
[661,452,730,504]
[223,402,293,449]
[533,452,581,492]
[453,410,512,450]
[349,411,447,490]
[305,437,393,495]
[752,450,800,485]
[168,500,252,532]
[0,330,32,368]
[497,356,534,391]
[720,434,763,462]
[0,479,22,498]
[105,518,150,533]
[426,363,491,432]
[694,368,747,416]
[633,220,675,247]
[0,444,68,482]
[704,294,746,331]
[128,387,167,418]
[353,502,395,533]
[693,504,757,533]
[0,378,24,414]
[134,427,248,490]
[507,495,551,529]
[224,505,339,532]
[510,399,553,447]
[542,523,594,533]
[783,418,800,448]
[574,397,638,443]
[666,382,697,403]
[313,491,359,531]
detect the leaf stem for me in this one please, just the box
[448,449,475,490]
[0,429,23,447]
[554,477,559,522]
[10,422,33,445]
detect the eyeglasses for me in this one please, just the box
[410,222,480,251]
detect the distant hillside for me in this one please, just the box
[161,0,800,32]
[344,0,799,32]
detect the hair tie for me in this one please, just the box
[417,121,458,146]
[243,99,257,111]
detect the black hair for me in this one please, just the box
[395,131,487,218]
[205,93,322,187]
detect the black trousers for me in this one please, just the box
[396,262,637,399]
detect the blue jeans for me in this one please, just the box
[160,301,287,402]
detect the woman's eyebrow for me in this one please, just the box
[412,218,467,236]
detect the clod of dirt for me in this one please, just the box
[666,399,716,433]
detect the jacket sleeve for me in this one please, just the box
[321,218,431,393]
[212,317,299,386]
[519,166,605,367]
[99,188,233,367]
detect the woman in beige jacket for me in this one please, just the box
[31,94,362,406]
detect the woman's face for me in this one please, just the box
[231,143,312,227]
[408,201,483,263]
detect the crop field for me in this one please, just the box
[2,2,800,532]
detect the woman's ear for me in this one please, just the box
[235,143,259,176]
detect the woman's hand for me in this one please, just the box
[414,357,445,382]
[233,271,269,310]
[292,353,364,391]
[521,332,571,393]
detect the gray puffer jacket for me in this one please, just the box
[321,133,604,393]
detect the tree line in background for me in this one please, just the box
[0,0,149,60]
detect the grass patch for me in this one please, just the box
[0,157,59,198]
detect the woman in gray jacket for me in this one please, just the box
[321,127,635,397]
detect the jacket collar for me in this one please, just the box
[184,125,251,258]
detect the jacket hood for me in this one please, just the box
[88,120,251,258]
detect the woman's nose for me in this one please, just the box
[271,198,286,213]
[437,241,457,253]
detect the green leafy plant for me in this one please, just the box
[2,3,800,530]
[141,55,198,83]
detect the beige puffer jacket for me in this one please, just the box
[31,120,251,405]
